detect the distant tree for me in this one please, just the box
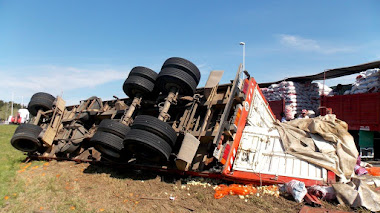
[0,100,24,120]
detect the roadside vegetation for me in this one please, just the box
[0,125,44,208]
[0,125,22,206]
[0,100,24,121]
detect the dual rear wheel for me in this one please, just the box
[94,57,201,163]
[11,92,56,152]
[124,57,200,162]
[124,115,177,162]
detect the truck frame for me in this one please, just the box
[10,58,336,186]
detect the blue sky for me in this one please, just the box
[1,1,379,105]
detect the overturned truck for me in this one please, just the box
[11,57,337,186]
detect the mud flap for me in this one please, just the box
[176,133,200,171]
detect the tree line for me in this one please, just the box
[0,100,24,109]
[0,100,25,121]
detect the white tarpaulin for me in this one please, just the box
[274,114,358,182]
[333,177,380,212]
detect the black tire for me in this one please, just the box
[131,115,177,147]
[97,119,130,139]
[129,66,158,83]
[124,129,172,162]
[156,67,198,96]
[122,75,155,98]
[11,124,43,152]
[162,57,200,84]
[14,123,42,135]
[143,86,160,101]
[27,92,56,116]
[90,131,124,159]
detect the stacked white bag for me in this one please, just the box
[345,68,380,95]
[309,82,333,111]
[310,82,333,96]
[261,81,332,120]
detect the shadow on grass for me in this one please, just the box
[83,163,184,184]
[81,161,231,188]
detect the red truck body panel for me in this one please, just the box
[268,92,380,132]
[320,93,380,131]
[267,99,284,121]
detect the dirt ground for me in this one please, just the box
[1,159,360,213]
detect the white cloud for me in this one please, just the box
[0,62,214,105]
[280,34,320,51]
[0,65,129,103]
[279,34,353,54]
[197,63,212,75]
[28,65,127,90]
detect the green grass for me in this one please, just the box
[0,125,24,206]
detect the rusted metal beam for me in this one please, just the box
[121,95,142,125]
[158,87,178,121]
[32,109,43,125]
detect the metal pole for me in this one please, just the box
[11,92,14,117]
[240,42,245,71]
[322,70,326,96]
[4,102,7,121]
[243,43,245,71]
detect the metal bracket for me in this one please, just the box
[158,87,178,121]
[121,95,142,125]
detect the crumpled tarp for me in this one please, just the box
[274,114,358,182]
[333,177,380,212]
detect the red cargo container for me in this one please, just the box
[259,60,380,158]
[267,99,284,120]
[320,93,380,131]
